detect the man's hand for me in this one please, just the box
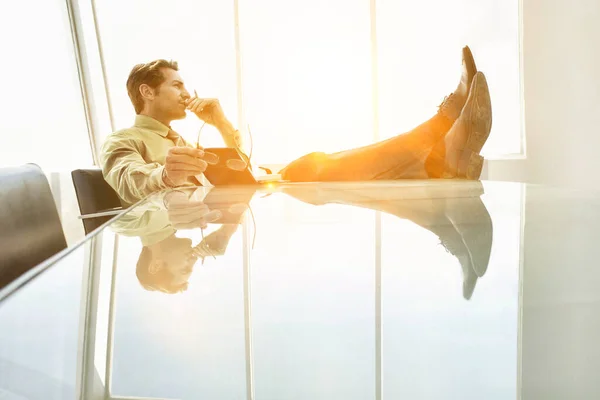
[163,146,218,187]
[164,191,222,230]
[185,96,227,127]
[200,224,239,255]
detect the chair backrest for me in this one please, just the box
[0,164,67,288]
[71,168,123,235]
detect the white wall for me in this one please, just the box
[489,0,600,187]
[518,1,600,398]
[524,0,600,187]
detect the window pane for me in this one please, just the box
[109,231,247,399]
[94,0,238,147]
[381,182,522,398]
[249,196,376,399]
[377,0,521,156]
[239,0,373,165]
[0,0,92,169]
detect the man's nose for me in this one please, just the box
[181,88,191,100]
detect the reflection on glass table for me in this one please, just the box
[4,180,600,400]
[99,181,517,400]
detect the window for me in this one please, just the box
[239,0,373,166]
[377,0,522,157]
[239,0,522,164]
[90,0,520,164]
[93,0,238,149]
[0,0,92,170]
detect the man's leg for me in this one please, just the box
[278,115,449,182]
[280,47,491,182]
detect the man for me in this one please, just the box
[110,188,245,293]
[101,46,492,204]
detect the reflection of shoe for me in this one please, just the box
[436,186,493,300]
[444,194,493,278]
[436,223,479,300]
[428,72,492,180]
[438,46,478,122]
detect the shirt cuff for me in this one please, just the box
[152,165,171,190]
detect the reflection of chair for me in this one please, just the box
[71,168,123,235]
[0,164,67,289]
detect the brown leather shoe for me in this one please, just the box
[438,46,478,122]
[424,46,478,175]
[431,71,492,180]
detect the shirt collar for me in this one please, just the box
[134,114,171,137]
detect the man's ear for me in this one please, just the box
[148,259,165,275]
[139,84,154,101]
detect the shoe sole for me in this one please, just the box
[465,72,492,155]
[443,72,492,179]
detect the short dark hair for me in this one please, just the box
[126,59,179,114]
[136,246,188,294]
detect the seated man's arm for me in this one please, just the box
[216,120,251,165]
[219,122,243,149]
[101,136,169,205]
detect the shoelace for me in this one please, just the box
[437,93,456,115]
[439,236,460,257]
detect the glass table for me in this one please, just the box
[1,180,599,400]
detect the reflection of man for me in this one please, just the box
[111,189,245,294]
[135,224,240,294]
[101,46,492,204]
[282,181,493,300]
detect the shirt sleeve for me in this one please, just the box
[100,134,169,205]
[220,128,250,165]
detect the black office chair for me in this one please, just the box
[71,168,124,235]
[0,164,67,289]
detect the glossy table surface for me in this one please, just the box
[1,180,600,400]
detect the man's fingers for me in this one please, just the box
[186,97,201,110]
[193,98,218,113]
[170,208,222,222]
[203,151,219,165]
[189,100,200,113]
[194,100,207,113]
[203,210,223,223]
[189,98,206,113]
[170,210,223,230]
[167,154,208,168]
[199,100,211,111]
[168,208,210,220]
[172,218,208,230]
[166,161,207,173]
[168,207,209,224]
[169,146,205,158]
[167,201,209,212]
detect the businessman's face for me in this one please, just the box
[156,237,196,286]
[151,68,191,121]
